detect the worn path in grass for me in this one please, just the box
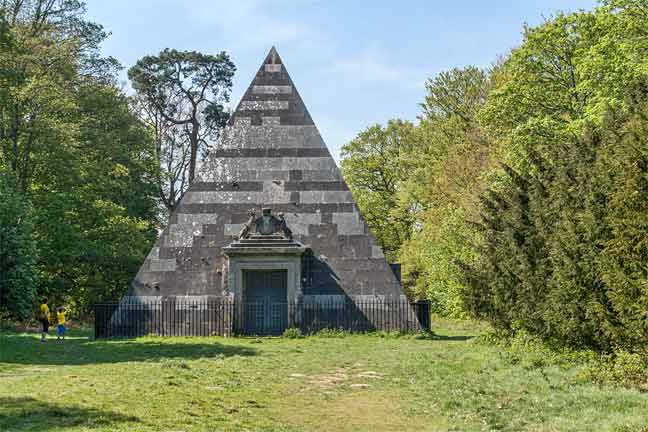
[1,321,648,431]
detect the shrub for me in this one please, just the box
[0,310,17,332]
[282,327,303,339]
[478,328,597,371]
[580,350,648,391]
[372,330,414,339]
[314,328,348,338]
[462,6,648,354]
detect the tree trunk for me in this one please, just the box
[188,119,200,184]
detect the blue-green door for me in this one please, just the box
[243,270,288,335]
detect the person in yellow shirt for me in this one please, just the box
[38,298,50,342]
[56,307,67,340]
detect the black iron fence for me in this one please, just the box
[94,299,234,338]
[94,299,431,338]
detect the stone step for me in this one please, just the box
[239,237,293,243]
[234,242,301,248]
[246,235,285,240]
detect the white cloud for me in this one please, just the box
[327,45,429,90]
[187,0,319,48]
[329,46,400,82]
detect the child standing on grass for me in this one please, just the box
[38,298,50,342]
[56,307,66,340]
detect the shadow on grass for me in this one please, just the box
[0,331,257,366]
[0,397,139,431]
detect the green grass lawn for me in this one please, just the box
[1,321,647,432]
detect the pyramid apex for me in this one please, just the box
[263,46,282,66]
[229,46,314,126]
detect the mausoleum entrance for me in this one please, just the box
[222,208,307,335]
[242,269,288,335]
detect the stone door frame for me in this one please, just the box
[226,255,303,333]
[227,255,302,304]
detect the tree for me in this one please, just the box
[341,119,417,262]
[0,170,38,320]
[464,0,648,349]
[399,67,493,312]
[421,66,489,127]
[597,85,648,352]
[340,67,493,310]
[0,0,120,194]
[128,49,236,213]
[0,0,159,313]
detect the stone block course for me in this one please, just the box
[240,100,289,111]
[252,85,292,94]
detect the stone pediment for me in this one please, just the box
[222,235,307,256]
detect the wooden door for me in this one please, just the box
[243,270,288,335]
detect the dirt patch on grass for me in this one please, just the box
[356,371,385,379]
[289,364,386,390]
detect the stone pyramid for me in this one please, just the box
[128,47,404,304]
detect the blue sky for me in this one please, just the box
[85,0,597,160]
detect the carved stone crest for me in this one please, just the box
[256,208,276,235]
[238,208,293,240]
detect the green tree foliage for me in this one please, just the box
[399,67,493,313]
[464,1,648,350]
[599,88,648,352]
[342,68,493,311]
[340,120,417,262]
[0,170,38,320]
[33,85,159,311]
[0,1,158,317]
